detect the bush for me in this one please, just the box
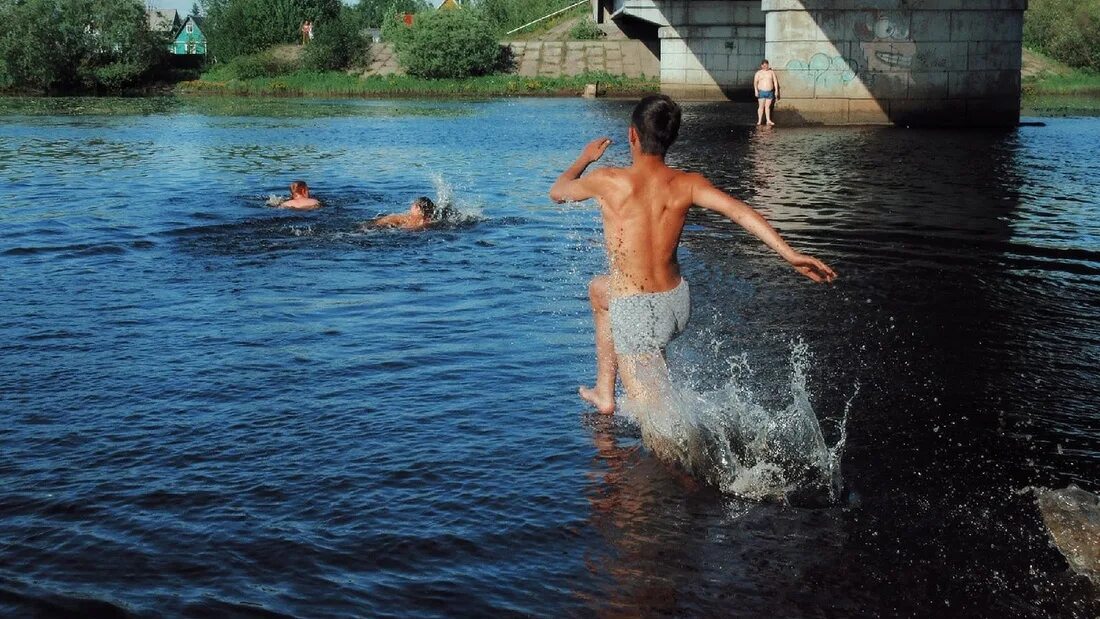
[0,0,165,92]
[355,0,428,29]
[396,10,501,78]
[224,50,300,78]
[1025,0,1100,70]
[303,9,372,70]
[201,0,342,61]
[477,0,573,36]
[569,17,604,40]
[381,7,415,47]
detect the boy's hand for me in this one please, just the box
[581,137,612,164]
[788,253,836,283]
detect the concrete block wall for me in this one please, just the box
[617,0,765,100]
[761,0,1026,126]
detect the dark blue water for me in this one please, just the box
[1,97,1097,617]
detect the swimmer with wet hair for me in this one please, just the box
[366,196,438,231]
[279,180,321,210]
[550,94,836,415]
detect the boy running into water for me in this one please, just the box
[754,60,780,126]
[279,180,321,210]
[550,95,835,414]
[366,196,438,231]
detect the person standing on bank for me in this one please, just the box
[754,60,780,126]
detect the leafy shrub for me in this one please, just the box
[225,50,300,79]
[569,17,605,40]
[303,9,372,70]
[381,7,415,47]
[354,0,429,29]
[477,0,576,36]
[0,0,165,92]
[1025,0,1100,70]
[201,0,342,61]
[396,9,501,78]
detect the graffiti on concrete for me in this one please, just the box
[786,54,859,91]
[855,10,915,72]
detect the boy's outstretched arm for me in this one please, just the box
[550,137,612,203]
[690,175,837,283]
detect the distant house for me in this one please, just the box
[146,8,181,34]
[433,0,461,9]
[171,16,207,55]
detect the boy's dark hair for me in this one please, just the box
[761,59,770,66]
[413,196,436,219]
[290,180,308,195]
[631,95,682,157]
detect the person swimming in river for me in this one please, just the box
[549,95,836,415]
[279,180,321,210]
[365,196,440,231]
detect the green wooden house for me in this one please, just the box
[171,16,206,55]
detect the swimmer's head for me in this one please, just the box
[290,180,309,198]
[411,196,436,220]
[629,95,682,158]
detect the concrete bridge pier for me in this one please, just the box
[597,0,1028,126]
[763,0,1026,126]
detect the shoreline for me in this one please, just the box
[174,71,660,99]
[3,87,1099,119]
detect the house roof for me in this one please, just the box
[177,15,206,33]
[146,8,179,32]
[432,0,461,9]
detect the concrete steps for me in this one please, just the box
[356,41,658,79]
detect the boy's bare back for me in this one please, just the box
[552,135,835,295]
[585,162,698,296]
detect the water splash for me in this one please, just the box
[266,194,287,207]
[1024,485,1100,584]
[621,341,852,505]
[430,174,483,223]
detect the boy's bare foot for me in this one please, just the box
[579,386,615,415]
[767,121,775,126]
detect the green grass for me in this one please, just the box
[1023,70,1100,96]
[178,69,658,98]
[505,4,590,40]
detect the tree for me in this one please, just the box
[1025,0,1100,70]
[353,0,428,29]
[0,0,166,92]
[202,0,343,61]
[303,6,372,70]
[396,8,500,78]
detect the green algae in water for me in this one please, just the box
[0,96,477,119]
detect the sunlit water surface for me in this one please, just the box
[1,97,1098,617]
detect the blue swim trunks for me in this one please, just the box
[758,90,775,100]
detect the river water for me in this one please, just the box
[1,97,1097,617]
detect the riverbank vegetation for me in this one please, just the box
[1022,0,1100,98]
[178,70,657,97]
[0,0,170,93]
[185,1,643,97]
[1024,0,1100,71]
[1022,49,1100,98]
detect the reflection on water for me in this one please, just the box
[0,98,1098,616]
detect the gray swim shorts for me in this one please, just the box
[608,278,691,356]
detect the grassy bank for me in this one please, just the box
[1022,48,1100,95]
[1020,49,1100,114]
[178,68,658,98]
[1023,71,1100,96]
